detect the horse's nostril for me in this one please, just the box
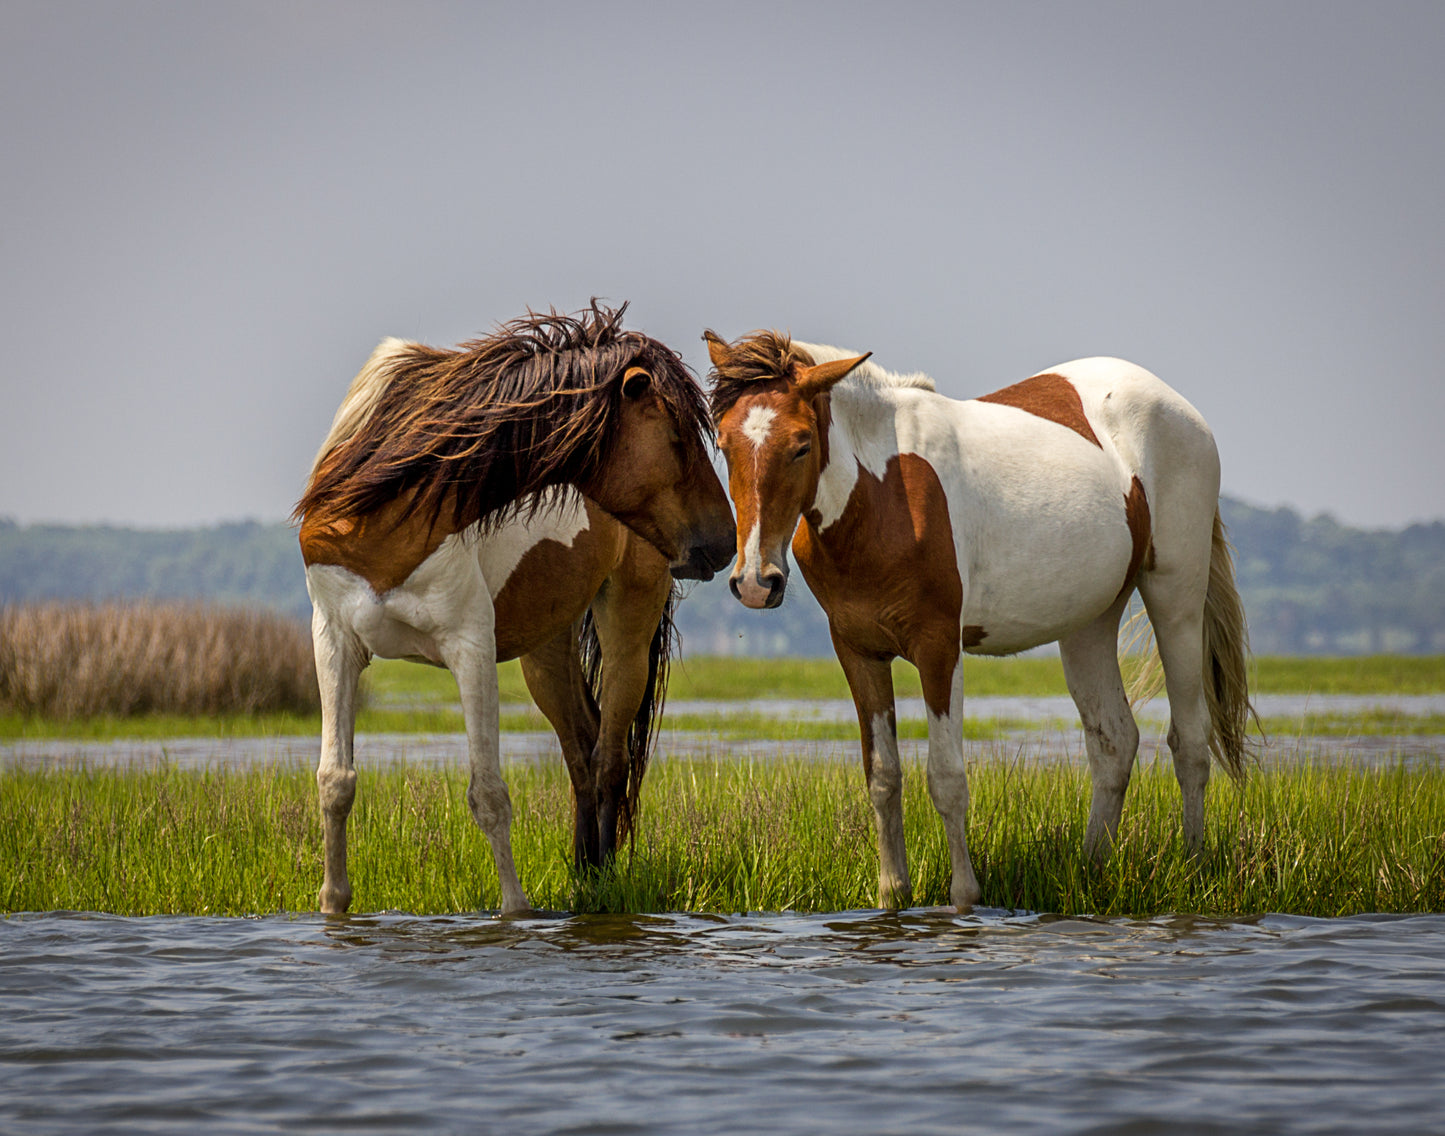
[729,576,742,601]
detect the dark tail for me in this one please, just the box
[578,585,677,845]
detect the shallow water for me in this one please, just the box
[2,909,1444,1134]
[5,693,1445,773]
[6,728,1443,774]
[664,692,1445,723]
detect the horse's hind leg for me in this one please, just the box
[1059,594,1139,861]
[917,650,982,911]
[1137,567,1212,853]
[520,625,602,869]
[310,599,366,914]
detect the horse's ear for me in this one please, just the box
[622,365,651,399]
[703,330,732,372]
[796,353,871,397]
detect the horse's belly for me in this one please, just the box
[959,491,1135,654]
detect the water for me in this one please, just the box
[3,909,1444,1134]
[5,693,1444,773]
[5,699,1442,1132]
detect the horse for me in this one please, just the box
[294,302,734,915]
[705,329,1256,912]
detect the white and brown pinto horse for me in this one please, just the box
[295,304,734,915]
[707,330,1255,911]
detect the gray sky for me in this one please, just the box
[1,1,1441,529]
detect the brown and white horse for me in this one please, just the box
[707,329,1255,912]
[295,303,734,915]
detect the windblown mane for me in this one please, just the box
[295,301,711,533]
[704,329,933,421]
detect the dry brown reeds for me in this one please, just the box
[0,602,320,718]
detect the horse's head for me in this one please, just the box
[585,354,736,582]
[706,330,870,609]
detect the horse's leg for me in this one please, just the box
[519,625,602,869]
[445,611,530,915]
[916,650,981,911]
[311,602,366,914]
[1137,570,1212,853]
[589,558,671,863]
[1058,593,1139,861]
[834,638,911,909]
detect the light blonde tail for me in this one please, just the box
[1201,510,1258,783]
[1120,605,1164,708]
[1122,509,1259,783]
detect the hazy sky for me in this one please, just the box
[2,2,1441,530]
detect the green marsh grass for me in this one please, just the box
[5,757,1443,918]
[361,654,1445,710]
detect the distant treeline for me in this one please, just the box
[0,519,310,619]
[2,498,1442,656]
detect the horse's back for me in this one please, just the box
[919,358,1217,650]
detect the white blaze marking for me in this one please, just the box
[741,405,776,450]
[740,519,763,578]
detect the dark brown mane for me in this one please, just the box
[702,329,816,422]
[296,301,711,533]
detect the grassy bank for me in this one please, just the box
[5,758,1442,918]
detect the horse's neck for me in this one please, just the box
[810,385,904,532]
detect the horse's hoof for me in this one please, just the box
[318,891,352,915]
[877,885,914,911]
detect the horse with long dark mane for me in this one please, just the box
[295,302,734,915]
[706,328,1256,911]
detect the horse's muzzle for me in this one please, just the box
[672,530,737,582]
[730,566,787,609]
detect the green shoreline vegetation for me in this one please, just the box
[5,631,1443,920]
[4,758,1443,918]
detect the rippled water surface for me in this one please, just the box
[4,910,1444,1134]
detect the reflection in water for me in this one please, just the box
[3,909,1444,1134]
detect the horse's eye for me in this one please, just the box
[792,444,811,462]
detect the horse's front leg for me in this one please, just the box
[918,650,981,912]
[309,592,366,914]
[519,625,602,870]
[447,607,530,916]
[589,556,671,864]
[834,636,911,909]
